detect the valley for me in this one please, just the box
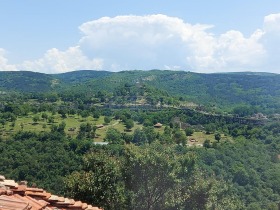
[0,70,280,209]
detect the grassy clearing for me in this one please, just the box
[0,113,110,139]
[1,112,229,146]
[187,131,232,146]
[189,132,215,144]
[1,112,165,142]
[95,121,144,142]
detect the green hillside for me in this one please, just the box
[1,70,280,112]
[53,70,112,84]
[0,70,112,92]
[82,70,280,111]
[0,71,54,92]
[1,70,280,209]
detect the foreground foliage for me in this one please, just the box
[65,143,243,210]
[0,113,279,209]
[0,131,90,194]
[1,71,280,209]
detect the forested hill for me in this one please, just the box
[54,70,112,84]
[73,70,280,111]
[1,70,280,111]
[0,71,54,92]
[0,70,112,92]
[85,70,280,103]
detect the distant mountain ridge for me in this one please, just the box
[1,70,280,111]
[0,71,53,92]
[53,70,112,84]
[0,70,112,92]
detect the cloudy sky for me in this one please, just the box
[1,0,280,73]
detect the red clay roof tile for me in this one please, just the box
[25,188,44,192]
[0,195,31,210]
[12,194,48,210]
[0,175,103,210]
[82,202,88,209]
[0,179,18,188]
[13,185,27,193]
[0,175,5,181]
[25,191,51,200]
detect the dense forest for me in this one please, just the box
[0,70,280,209]
[1,70,280,113]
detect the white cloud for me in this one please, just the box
[19,46,103,74]
[1,14,280,73]
[77,14,266,72]
[260,13,280,72]
[0,49,17,71]
[213,30,264,70]
[79,15,197,70]
[264,13,280,32]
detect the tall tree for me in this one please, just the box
[124,119,134,131]
[132,128,147,145]
[104,128,123,144]
[65,150,126,210]
[123,143,184,209]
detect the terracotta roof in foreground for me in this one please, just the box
[0,175,102,210]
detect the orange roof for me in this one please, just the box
[0,175,102,210]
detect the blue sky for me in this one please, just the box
[1,0,280,73]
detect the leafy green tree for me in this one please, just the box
[57,121,66,134]
[132,128,147,145]
[124,119,134,131]
[142,126,157,144]
[214,132,221,142]
[41,112,48,121]
[179,177,244,210]
[42,123,47,130]
[104,116,111,125]
[20,122,24,130]
[32,115,39,124]
[0,131,85,194]
[93,112,100,120]
[77,123,95,139]
[58,109,67,119]
[104,128,123,144]
[46,93,58,102]
[0,119,5,128]
[51,121,66,135]
[203,139,211,148]
[143,119,153,127]
[159,134,173,144]
[232,105,252,117]
[173,130,186,146]
[205,124,215,134]
[185,127,194,136]
[65,150,126,210]
[68,109,76,115]
[124,143,183,209]
[232,165,249,186]
[79,123,89,133]
[10,113,17,123]
[47,116,55,123]
[80,110,89,119]
[122,133,133,144]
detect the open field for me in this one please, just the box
[1,113,108,139]
[0,112,166,142]
[0,112,229,146]
[187,131,231,146]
